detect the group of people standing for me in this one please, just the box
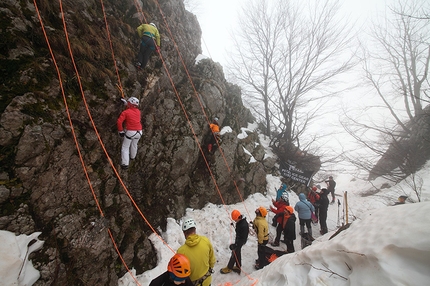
[149,177,337,284]
[269,177,336,249]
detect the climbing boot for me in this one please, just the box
[232,266,241,274]
[220,267,232,274]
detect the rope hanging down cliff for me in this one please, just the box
[32,1,141,284]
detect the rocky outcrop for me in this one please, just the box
[0,0,269,284]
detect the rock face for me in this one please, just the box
[0,0,269,284]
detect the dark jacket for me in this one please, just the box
[149,271,193,286]
[319,190,330,213]
[235,217,249,246]
[326,179,336,192]
[283,213,296,241]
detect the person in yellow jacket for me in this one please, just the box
[135,22,161,70]
[177,218,216,286]
[252,206,269,270]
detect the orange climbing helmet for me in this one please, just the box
[284,206,294,215]
[231,209,241,221]
[256,206,268,217]
[168,253,191,278]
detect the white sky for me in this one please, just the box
[189,0,402,168]
[193,0,393,67]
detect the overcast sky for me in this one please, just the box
[189,0,392,67]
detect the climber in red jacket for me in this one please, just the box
[117,97,142,169]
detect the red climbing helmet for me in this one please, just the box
[168,253,191,278]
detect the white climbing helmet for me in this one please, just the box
[149,22,157,29]
[182,218,196,231]
[127,97,139,106]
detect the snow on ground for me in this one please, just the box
[2,123,430,286]
[0,231,44,285]
[118,126,430,286]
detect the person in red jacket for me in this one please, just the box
[269,192,289,246]
[308,186,320,220]
[117,97,142,169]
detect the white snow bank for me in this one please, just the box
[0,231,44,286]
[235,201,430,285]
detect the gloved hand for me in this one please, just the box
[120,98,127,105]
[119,131,125,137]
[229,244,236,250]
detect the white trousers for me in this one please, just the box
[121,130,142,166]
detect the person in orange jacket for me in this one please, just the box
[207,117,220,154]
[282,206,296,253]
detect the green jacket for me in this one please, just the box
[177,234,216,286]
[136,24,160,47]
[253,216,269,244]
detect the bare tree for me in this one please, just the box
[227,0,355,162]
[342,0,430,201]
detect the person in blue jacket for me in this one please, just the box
[294,193,315,240]
[275,183,288,201]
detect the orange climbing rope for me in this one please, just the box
[131,2,259,283]
[56,0,175,254]
[151,0,253,221]
[32,1,140,284]
[99,0,125,98]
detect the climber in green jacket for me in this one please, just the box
[135,22,160,70]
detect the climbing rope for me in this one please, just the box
[32,1,140,284]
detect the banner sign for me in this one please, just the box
[279,161,314,186]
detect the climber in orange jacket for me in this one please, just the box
[207,117,220,154]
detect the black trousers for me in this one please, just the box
[257,240,268,266]
[137,36,156,69]
[227,245,242,269]
[285,239,295,253]
[274,223,283,243]
[319,210,328,233]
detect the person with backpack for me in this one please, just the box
[308,186,321,220]
[117,97,142,170]
[253,207,269,270]
[294,193,315,241]
[149,253,193,286]
[177,218,216,286]
[282,206,296,253]
[220,210,249,275]
[269,193,289,246]
[318,188,330,235]
[135,22,160,70]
